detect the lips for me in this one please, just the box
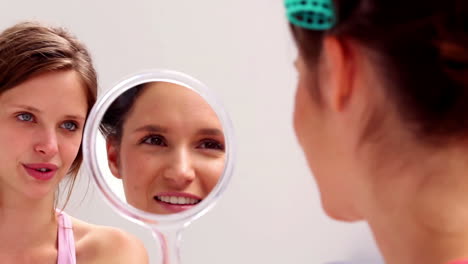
[154,192,202,213]
[23,163,58,181]
[155,196,200,205]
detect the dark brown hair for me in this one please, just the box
[291,0,468,144]
[99,84,147,144]
[0,21,98,206]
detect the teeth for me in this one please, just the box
[156,195,200,205]
[36,168,49,172]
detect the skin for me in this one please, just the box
[107,82,225,214]
[0,70,148,263]
[293,37,468,264]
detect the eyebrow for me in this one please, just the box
[133,125,223,136]
[64,115,86,122]
[11,104,41,113]
[134,124,168,133]
[197,128,223,136]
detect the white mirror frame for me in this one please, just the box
[83,69,236,229]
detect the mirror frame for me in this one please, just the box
[83,69,236,227]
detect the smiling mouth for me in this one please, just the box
[154,195,201,205]
[23,164,58,181]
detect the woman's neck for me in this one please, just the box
[0,190,57,251]
[369,211,468,264]
[365,145,468,264]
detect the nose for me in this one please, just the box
[162,149,196,189]
[34,128,59,159]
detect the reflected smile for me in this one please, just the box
[154,195,201,205]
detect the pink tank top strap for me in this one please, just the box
[56,210,77,264]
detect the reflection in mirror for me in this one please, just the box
[84,70,235,264]
[99,81,226,215]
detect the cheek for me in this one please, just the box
[197,157,225,194]
[60,135,82,165]
[292,77,327,180]
[0,122,33,151]
[293,79,314,145]
[0,127,21,168]
[119,147,160,190]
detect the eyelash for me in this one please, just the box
[140,134,167,146]
[197,139,225,151]
[16,112,35,122]
[139,135,224,151]
[16,113,79,132]
[61,121,79,132]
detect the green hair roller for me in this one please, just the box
[284,0,336,30]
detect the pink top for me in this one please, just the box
[56,211,76,264]
[447,261,468,264]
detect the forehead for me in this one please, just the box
[0,70,88,116]
[124,82,222,131]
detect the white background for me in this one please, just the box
[1,1,383,263]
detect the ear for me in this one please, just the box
[321,36,355,112]
[106,139,122,179]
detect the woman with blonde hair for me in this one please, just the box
[0,21,148,263]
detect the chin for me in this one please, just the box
[24,187,55,200]
[321,197,364,222]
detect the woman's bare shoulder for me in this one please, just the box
[71,217,149,264]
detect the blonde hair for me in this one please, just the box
[0,21,98,207]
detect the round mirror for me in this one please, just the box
[83,69,235,264]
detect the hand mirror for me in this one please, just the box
[82,69,235,264]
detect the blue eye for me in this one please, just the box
[17,113,34,122]
[61,121,78,131]
[141,135,167,146]
[198,139,224,151]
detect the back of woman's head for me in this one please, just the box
[0,21,98,202]
[289,0,468,145]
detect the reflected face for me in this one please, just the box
[107,82,225,214]
[0,71,88,200]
